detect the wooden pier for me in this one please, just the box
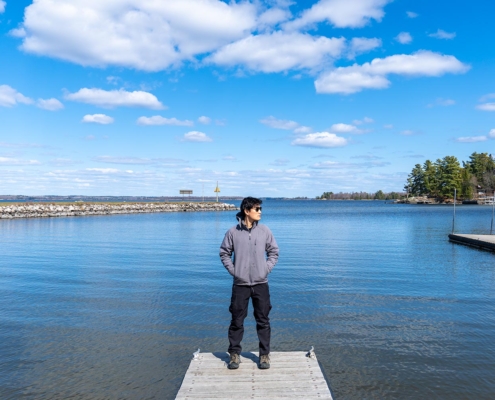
[449,233,495,252]
[176,350,333,399]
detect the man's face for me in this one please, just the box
[244,204,262,222]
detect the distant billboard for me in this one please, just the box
[180,190,193,195]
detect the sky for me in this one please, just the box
[1,0,495,197]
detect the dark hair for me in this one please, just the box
[240,197,262,216]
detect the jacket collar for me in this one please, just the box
[236,212,258,230]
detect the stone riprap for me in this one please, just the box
[0,202,237,219]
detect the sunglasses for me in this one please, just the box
[253,206,262,212]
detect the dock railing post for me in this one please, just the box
[491,191,494,235]
[452,188,456,234]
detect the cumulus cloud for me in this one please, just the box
[455,136,488,143]
[291,132,348,148]
[477,103,495,112]
[208,31,345,73]
[348,37,381,59]
[489,129,495,139]
[315,51,469,94]
[285,0,392,30]
[429,29,456,40]
[0,1,5,13]
[0,156,41,165]
[406,11,418,18]
[330,123,364,134]
[260,116,299,130]
[198,116,212,125]
[395,32,412,44]
[16,0,257,71]
[66,88,164,109]
[37,98,64,111]
[258,7,292,29]
[182,131,213,142]
[0,85,33,107]
[82,114,114,124]
[137,116,194,126]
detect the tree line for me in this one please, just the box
[316,191,402,200]
[405,152,495,200]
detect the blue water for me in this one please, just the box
[1,201,494,399]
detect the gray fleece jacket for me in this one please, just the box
[219,212,279,286]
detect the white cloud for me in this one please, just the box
[208,31,345,73]
[383,124,393,129]
[258,8,291,29]
[285,0,392,30]
[86,168,120,174]
[291,132,348,148]
[0,1,5,13]
[489,129,495,139]
[427,98,455,107]
[182,131,213,142]
[315,51,469,94]
[348,37,381,59]
[137,116,193,126]
[198,116,212,125]
[0,85,33,107]
[82,114,114,124]
[311,160,389,169]
[0,157,40,165]
[479,93,495,102]
[429,29,456,40]
[395,32,412,44]
[330,123,363,134]
[66,88,164,109]
[294,126,313,134]
[400,130,416,136]
[16,0,257,71]
[37,98,64,111]
[406,11,418,18]
[93,156,153,164]
[260,116,299,130]
[353,117,374,125]
[455,136,488,143]
[477,103,495,112]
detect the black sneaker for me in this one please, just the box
[228,353,240,369]
[259,354,270,369]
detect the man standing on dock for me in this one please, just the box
[219,197,279,370]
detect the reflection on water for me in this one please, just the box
[1,201,495,399]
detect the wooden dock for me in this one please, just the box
[449,233,495,252]
[175,350,333,399]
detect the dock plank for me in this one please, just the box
[449,234,495,252]
[176,351,333,400]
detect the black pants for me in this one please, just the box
[228,283,272,356]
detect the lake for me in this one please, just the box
[1,200,494,399]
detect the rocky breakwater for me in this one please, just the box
[0,202,237,219]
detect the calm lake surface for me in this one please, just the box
[1,200,494,399]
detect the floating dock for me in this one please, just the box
[449,234,495,252]
[176,350,333,399]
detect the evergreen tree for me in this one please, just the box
[435,156,462,198]
[423,160,438,197]
[405,164,425,195]
[374,190,386,200]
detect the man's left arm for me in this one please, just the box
[265,228,279,273]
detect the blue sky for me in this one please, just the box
[1,0,494,197]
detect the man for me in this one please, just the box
[219,197,279,370]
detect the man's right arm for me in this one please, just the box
[219,230,235,276]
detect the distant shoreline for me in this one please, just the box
[0,202,237,219]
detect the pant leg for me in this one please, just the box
[228,284,251,355]
[251,283,272,355]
